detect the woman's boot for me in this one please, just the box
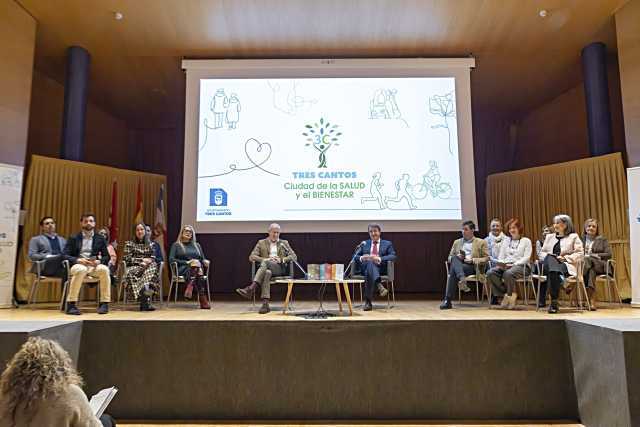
[197,279,211,309]
[587,288,597,311]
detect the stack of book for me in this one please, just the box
[306,264,344,280]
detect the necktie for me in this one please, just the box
[371,241,379,256]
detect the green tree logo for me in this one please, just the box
[302,117,341,168]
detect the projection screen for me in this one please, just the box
[182,58,476,233]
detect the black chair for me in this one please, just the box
[249,261,294,308]
[347,260,395,309]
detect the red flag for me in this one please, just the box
[153,184,168,260]
[107,180,119,248]
[133,180,144,225]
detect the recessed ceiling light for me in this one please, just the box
[114,11,124,21]
[539,9,548,18]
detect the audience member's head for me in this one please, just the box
[553,214,575,235]
[584,218,599,237]
[505,218,523,238]
[489,218,502,236]
[0,337,82,422]
[134,223,149,244]
[97,227,110,243]
[39,216,56,235]
[540,224,552,242]
[368,223,382,241]
[461,220,476,240]
[79,213,96,232]
[267,223,281,242]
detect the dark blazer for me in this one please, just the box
[63,232,110,266]
[582,234,612,274]
[355,239,396,273]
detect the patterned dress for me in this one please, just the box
[122,240,159,300]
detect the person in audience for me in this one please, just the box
[168,225,210,309]
[63,213,111,315]
[440,220,490,310]
[538,214,584,313]
[0,337,115,427]
[536,225,553,259]
[582,218,612,310]
[145,224,164,264]
[236,223,297,314]
[354,223,397,311]
[97,227,117,273]
[122,223,159,311]
[28,216,66,280]
[484,218,505,267]
[486,218,532,309]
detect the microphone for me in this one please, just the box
[356,240,366,249]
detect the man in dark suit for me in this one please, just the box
[63,213,111,315]
[354,223,397,311]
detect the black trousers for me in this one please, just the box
[539,256,569,303]
[100,414,116,427]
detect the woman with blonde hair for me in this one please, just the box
[168,225,210,309]
[0,337,114,426]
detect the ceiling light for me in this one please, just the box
[539,9,548,18]
[114,11,124,21]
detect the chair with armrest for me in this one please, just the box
[595,258,622,307]
[249,261,294,308]
[59,260,101,312]
[348,260,395,309]
[26,258,63,307]
[445,259,489,305]
[118,260,165,307]
[167,259,211,306]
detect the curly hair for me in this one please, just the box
[0,337,82,423]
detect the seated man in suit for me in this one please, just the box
[236,223,297,314]
[28,216,67,280]
[63,213,111,315]
[354,223,397,311]
[440,220,490,310]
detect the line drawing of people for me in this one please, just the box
[385,173,417,209]
[268,80,317,115]
[369,89,409,127]
[210,88,229,129]
[226,93,241,129]
[360,172,386,209]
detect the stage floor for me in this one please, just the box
[2,297,639,321]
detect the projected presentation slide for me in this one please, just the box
[196,77,461,222]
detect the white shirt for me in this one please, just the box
[462,239,473,261]
[585,236,594,254]
[497,236,532,265]
[80,230,94,259]
[269,240,279,257]
[485,232,506,261]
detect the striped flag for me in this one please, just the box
[133,180,143,225]
[107,180,119,248]
[153,184,168,260]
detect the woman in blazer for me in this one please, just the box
[538,214,584,313]
[582,218,612,310]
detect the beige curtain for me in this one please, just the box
[17,155,167,302]
[486,153,631,300]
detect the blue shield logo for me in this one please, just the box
[209,188,228,207]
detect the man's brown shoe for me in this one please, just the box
[236,283,256,300]
[259,301,270,314]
